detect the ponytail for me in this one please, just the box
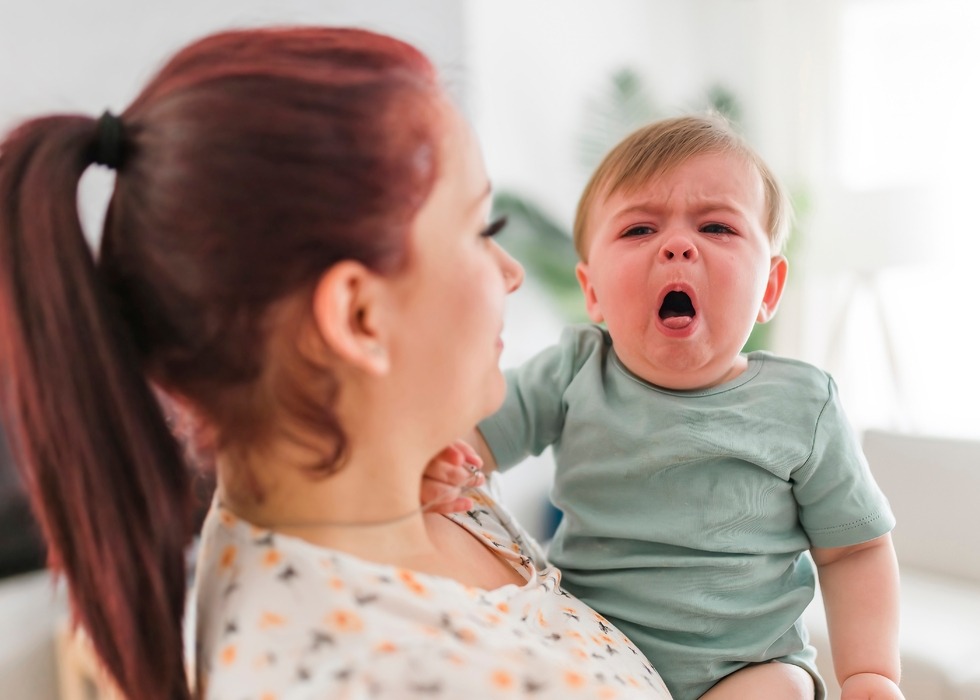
[0,116,193,699]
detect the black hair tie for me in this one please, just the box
[93,110,126,169]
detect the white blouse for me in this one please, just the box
[192,485,672,699]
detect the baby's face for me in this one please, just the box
[575,151,787,391]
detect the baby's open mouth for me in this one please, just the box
[659,291,696,329]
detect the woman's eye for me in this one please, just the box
[623,225,655,237]
[700,222,735,235]
[480,216,508,238]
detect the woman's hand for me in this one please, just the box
[420,439,485,514]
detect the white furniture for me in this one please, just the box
[804,429,980,699]
[0,570,65,700]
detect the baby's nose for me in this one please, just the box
[659,234,699,262]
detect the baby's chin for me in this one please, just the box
[621,341,747,392]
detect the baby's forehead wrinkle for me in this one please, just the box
[614,161,671,196]
[611,181,731,215]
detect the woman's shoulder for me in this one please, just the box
[191,505,370,695]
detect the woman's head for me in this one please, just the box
[102,27,447,470]
[0,26,467,700]
[358,103,524,438]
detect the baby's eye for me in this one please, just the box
[700,222,736,235]
[623,225,655,237]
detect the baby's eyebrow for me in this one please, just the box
[701,202,742,214]
[685,194,743,211]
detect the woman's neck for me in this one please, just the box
[216,444,444,565]
[216,446,526,590]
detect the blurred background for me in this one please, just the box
[1,1,978,697]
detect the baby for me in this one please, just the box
[470,115,903,700]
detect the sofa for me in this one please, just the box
[803,429,980,699]
[0,570,64,700]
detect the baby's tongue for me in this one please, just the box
[662,315,694,330]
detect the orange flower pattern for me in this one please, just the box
[192,488,671,698]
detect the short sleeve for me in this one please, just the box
[792,377,896,548]
[478,326,593,471]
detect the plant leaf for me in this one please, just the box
[577,67,658,171]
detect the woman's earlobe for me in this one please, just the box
[311,262,390,375]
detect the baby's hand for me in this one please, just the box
[420,439,485,515]
[840,673,904,700]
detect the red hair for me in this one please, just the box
[0,26,440,699]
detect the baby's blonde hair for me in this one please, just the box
[573,114,792,260]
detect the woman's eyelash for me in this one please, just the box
[481,215,508,238]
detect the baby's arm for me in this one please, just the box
[810,533,904,699]
[466,427,498,473]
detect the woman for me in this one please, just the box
[0,27,671,699]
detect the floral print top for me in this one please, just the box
[192,486,672,699]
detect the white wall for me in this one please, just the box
[467,0,692,228]
[0,0,467,245]
[0,0,466,121]
[801,0,980,437]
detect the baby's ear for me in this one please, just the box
[311,261,390,375]
[756,255,789,323]
[575,261,606,323]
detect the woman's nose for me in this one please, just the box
[658,233,699,263]
[498,244,524,293]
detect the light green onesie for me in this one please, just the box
[479,324,895,700]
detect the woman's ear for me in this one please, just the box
[311,261,390,375]
[756,255,789,324]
